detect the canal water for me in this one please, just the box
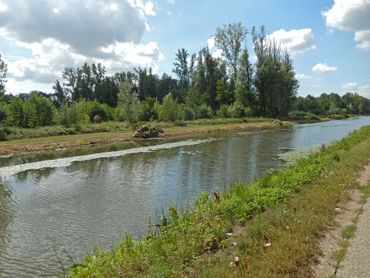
[0,117,370,277]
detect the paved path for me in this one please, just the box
[337,163,370,278]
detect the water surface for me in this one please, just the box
[1,117,370,277]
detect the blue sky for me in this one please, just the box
[0,0,369,97]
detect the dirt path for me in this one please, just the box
[313,161,370,277]
[336,162,370,278]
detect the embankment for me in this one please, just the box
[0,118,289,156]
[68,125,370,277]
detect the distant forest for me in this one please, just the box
[0,23,369,129]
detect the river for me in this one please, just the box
[0,117,370,277]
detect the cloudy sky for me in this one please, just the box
[0,0,369,97]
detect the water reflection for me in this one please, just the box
[0,117,369,276]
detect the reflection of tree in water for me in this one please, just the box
[14,168,56,183]
[68,159,108,176]
[0,182,14,251]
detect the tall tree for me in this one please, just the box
[214,22,248,84]
[0,54,7,97]
[235,48,255,109]
[252,26,298,117]
[173,48,195,91]
[52,80,66,107]
[118,78,139,124]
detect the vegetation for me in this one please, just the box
[292,92,370,118]
[68,126,370,277]
[0,23,299,133]
[0,23,368,142]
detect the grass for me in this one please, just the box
[0,117,283,156]
[67,125,370,277]
[0,121,131,140]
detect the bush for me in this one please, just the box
[288,111,320,121]
[88,101,112,122]
[138,97,158,122]
[158,93,182,122]
[0,127,7,141]
[227,102,253,118]
[216,104,229,118]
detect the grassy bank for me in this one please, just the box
[0,117,286,156]
[68,126,370,277]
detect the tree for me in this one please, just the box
[0,54,7,96]
[118,79,139,124]
[52,80,66,107]
[252,26,298,117]
[158,93,181,122]
[173,48,195,91]
[214,22,248,84]
[235,48,255,109]
[279,52,298,117]
[7,98,24,127]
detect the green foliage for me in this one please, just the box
[88,101,113,122]
[288,111,320,121]
[215,22,248,82]
[1,23,369,132]
[157,93,182,122]
[293,93,370,116]
[118,79,140,124]
[0,54,7,96]
[0,127,7,141]
[252,26,298,117]
[138,97,158,121]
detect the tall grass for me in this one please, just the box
[68,126,370,277]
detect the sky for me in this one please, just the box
[0,0,369,97]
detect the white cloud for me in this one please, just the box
[127,0,156,16]
[323,0,370,50]
[0,0,163,94]
[355,30,370,50]
[206,36,223,59]
[167,0,176,4]
[342,82,359,91]
[0,1,7,12]
[342,82,370,97]
[268,28,316,55]
[312,63,338,73]
[212,49,223,59]
[207,37,215,49]
[296,73,312,80]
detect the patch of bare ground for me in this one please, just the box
[313,160,370,277]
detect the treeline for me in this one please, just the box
[0,23,368,130]
[293,93,370,116]
[289,92,370,121]
[0,23,300,128]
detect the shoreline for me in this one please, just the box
[0,119,294,157]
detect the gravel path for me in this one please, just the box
[336,163,370,278]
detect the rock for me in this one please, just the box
[264,242,272,248]
[132,124,164,139]
[234,256,240,267]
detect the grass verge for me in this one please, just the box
[68,126,370,277]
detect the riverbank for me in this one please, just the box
[0,118,290,156]
[67,125,370,277]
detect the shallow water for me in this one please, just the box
[0,117,370,277]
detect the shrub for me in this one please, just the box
[216,104,229,118]
[158,93,181,122]
[88,101,112,122]
[138,97,158,122]
[0,127,7,141]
